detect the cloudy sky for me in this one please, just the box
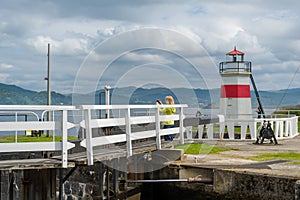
[1,0,300,94]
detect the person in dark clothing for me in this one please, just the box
[256,106,262,118]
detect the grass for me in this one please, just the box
[290,161,300,165]
[249,151,300,162]
[0,134,78,143]
[175,143,233,155]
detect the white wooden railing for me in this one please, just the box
[186,116,299,140]
[0,105,298,168]
[0,105,76,168]
[79,104,187,165]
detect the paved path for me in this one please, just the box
[180,135,300,179]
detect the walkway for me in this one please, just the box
[180,135,300,179]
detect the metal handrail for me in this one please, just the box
[219,61,252,73]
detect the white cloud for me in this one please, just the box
[0,63,14,69]
[26,36,89,56]
[124,52,172,64]
[0,73,9,82]
[0,0,300,93]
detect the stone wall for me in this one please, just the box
[61,163,102,200]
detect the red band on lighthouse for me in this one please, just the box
[220,85,250,98]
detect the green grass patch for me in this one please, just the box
[175,143,233,155]
[289,161,300,165]
[0,135,78,143]
[250,152,300,162]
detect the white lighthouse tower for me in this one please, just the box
[219,47,253,120]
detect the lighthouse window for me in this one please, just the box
[233,55,237,62]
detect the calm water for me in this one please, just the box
[140,183,223,200]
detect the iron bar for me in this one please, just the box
[126,177,213,183]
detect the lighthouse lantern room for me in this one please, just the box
[219,47,253,120]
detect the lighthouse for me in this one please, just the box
[219,47,253,120]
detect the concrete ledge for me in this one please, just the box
[152,149,184,163]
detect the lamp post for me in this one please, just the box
[47,43,51,106]
[104,85,111,137]
[44,43,51,136]
[104,85,111,119]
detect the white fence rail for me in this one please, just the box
[0,105,76,168]
[186,116,299,140]
[79,104,187,165]
[0,105,298,168]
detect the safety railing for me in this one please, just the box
[0,105,76,168]
[186,116,299,140]
[79,104,187,165]
[0,105,298,168]
[219,61,252,73]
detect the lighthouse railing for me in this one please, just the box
[219,61,252,73]
[185,115,299,141]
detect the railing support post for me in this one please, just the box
[84,108,94,165]
[249,121,256,139]
[155,107,161,149]
[125,108,132,157]
[179,106,184,145]
[61,110,68,168]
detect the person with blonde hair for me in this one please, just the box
[156,96,176,141]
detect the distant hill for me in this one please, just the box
[250,88,300,108]
[0,83,71,105]
[1,83,300,108]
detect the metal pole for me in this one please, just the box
[47,43,51,106]
[250,74,265,118]
[46,43,51,137]
[126,177,213,183]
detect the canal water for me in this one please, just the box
[140,183,224,200]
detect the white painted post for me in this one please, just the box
[275,121,280,138]
[155,107,161,149]
[52,110,56,142]
[285,120,290,137]
[84,108,93,165]
[198,125,204,139]
[279,121,284,138]
[179,106,185,144]
[218,115,225,140]
[249,121,256,139]
[207,124,213,140]
[15,112,18,143]
[227,122,234,139]
[240,122,247,140]
[293,117,298,137]
[289,119,293,137]
[61,110,68,168]
[186,126,192,140]
[291,118,296,137]
[125,108,132,157]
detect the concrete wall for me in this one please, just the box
[214,169,297,200]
